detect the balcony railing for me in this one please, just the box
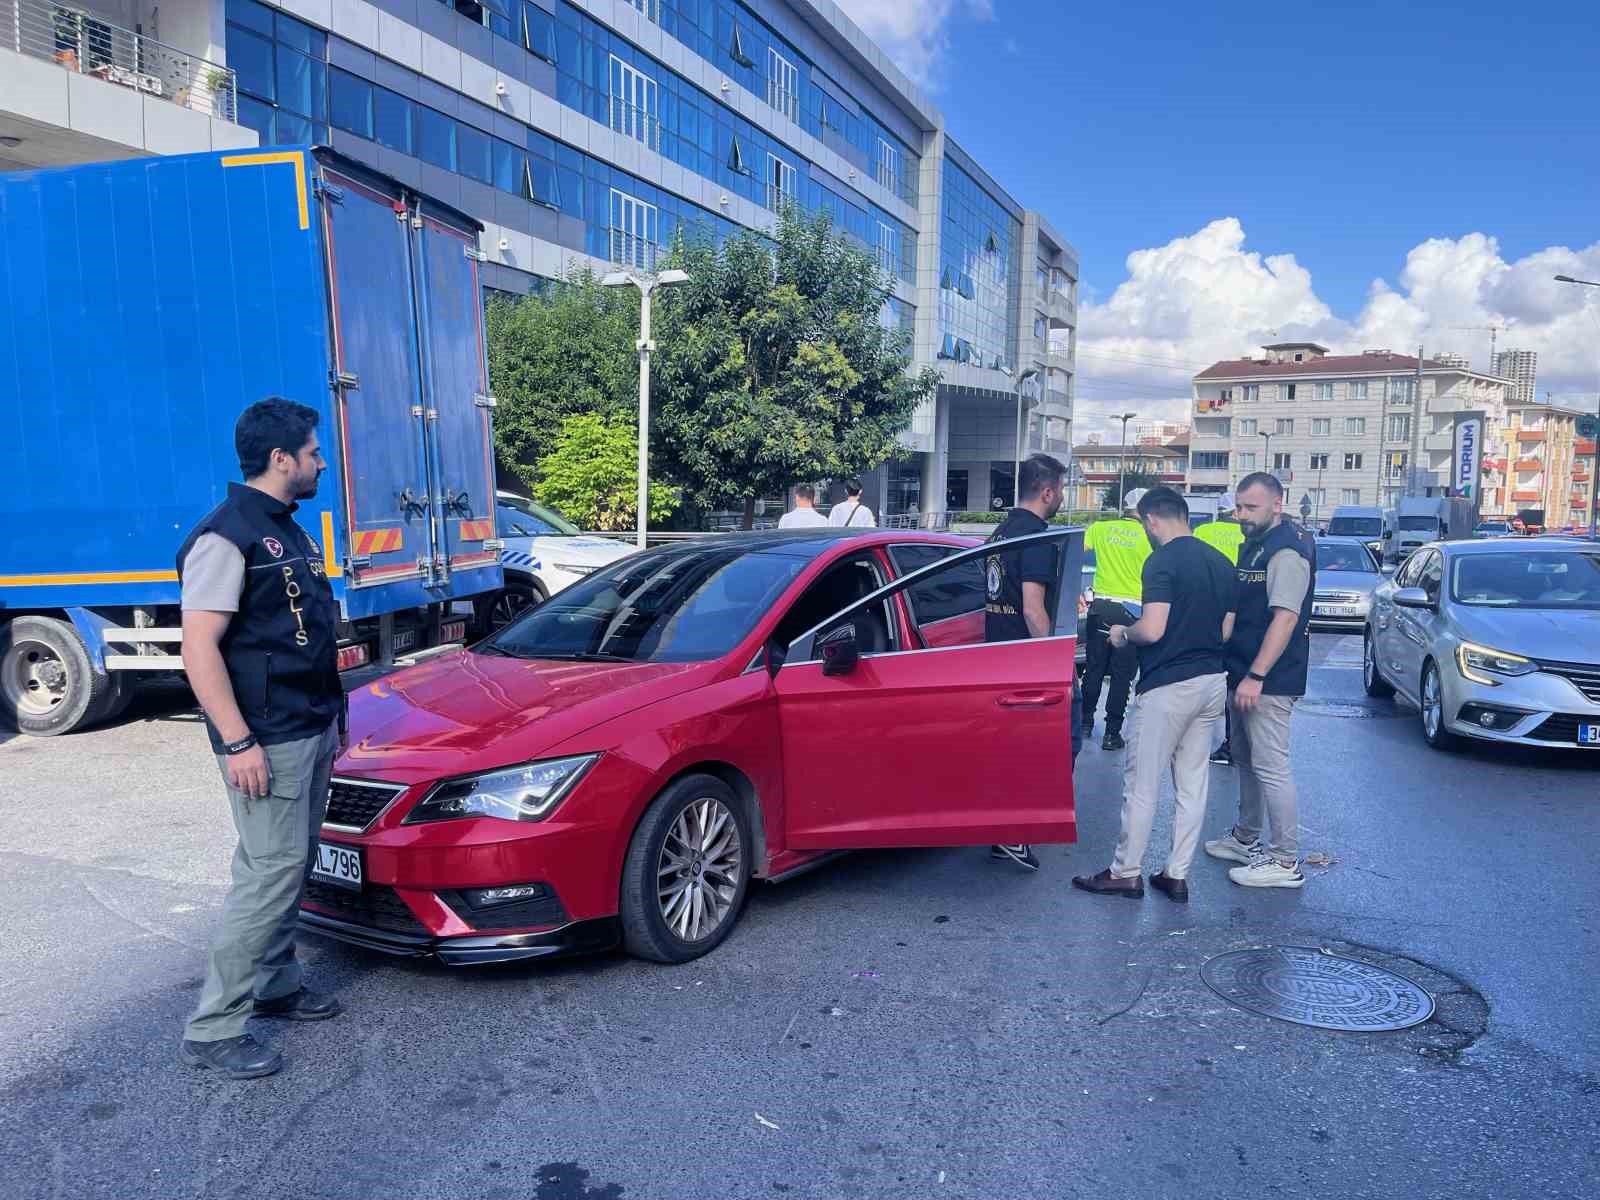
[6,0,237,119]
[607,228,662,272]
[608,97,660,152]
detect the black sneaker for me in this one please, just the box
[253,987,343,1022]
[1209,741,1232,765]
[180,1033,282,1080]
[1102,731,1126,752]
[990,844,1041,872]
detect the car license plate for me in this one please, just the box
[1314,604,1360,617]
[391,628,417,653]
[1579,723,1600,747]
[441,618,467,643]
[311,841,363,891]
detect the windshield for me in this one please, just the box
[1316,543,1376,574]
[1398,516,1439,531]
[1475,523,1508,532]
[496,495,581,537]
[1328,517,1381,537]
[1451,551,1600,610]
[479,544,809,662]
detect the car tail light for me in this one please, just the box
[336,643,371,671]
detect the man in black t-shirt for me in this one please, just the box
[1073,487,1235,903]
[983,453,1073,873]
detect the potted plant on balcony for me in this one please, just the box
[203,68,234,119]
[52,7,81,71]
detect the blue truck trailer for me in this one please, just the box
[0,147,504,736]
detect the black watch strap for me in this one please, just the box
[1246,670,1267,682]
[222,733,258,755]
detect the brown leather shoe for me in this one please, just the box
[1150,871,1189,904]
[1071,868,1144,899]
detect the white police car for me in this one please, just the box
[478,492,637,632]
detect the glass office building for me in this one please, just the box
[224,0,1079,517]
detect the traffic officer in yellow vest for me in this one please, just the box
[1082,490,1154,750]
[1196,507,1246,763]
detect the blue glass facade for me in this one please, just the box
[226,1,329,146]
[936,160,1020,371]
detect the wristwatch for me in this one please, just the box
[222,733,258,755]
[1246,671,1267,682]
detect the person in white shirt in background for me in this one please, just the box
[827,479,876,528]
[778,484,829,528]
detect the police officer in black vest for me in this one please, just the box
[1203,471,1316,890]
[176,399,346,1079]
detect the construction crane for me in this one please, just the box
[1451,324,1502,372]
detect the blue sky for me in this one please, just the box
[840,0,1600,434]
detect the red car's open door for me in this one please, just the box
[773,529,1084,849]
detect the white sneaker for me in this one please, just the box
[1228,856,1306,889]
[1203,831,1260,864]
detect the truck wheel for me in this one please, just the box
[619,774,752,964]
[86,672,137,727]
[1,616,111,737]
[477,575,547,635]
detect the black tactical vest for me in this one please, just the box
[176,483,342,751]
[1226,518,1316,697]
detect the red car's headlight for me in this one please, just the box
[403,754,599,824]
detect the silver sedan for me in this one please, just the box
[1311,536,1385,631]
[1363,537,1600,751]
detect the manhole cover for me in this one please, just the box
[1295,699,1399,719]
[1201,946,1435,1031]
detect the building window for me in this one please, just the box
[1313,382,1333,401]
[524,3,557,61]
[373,85,413,154]
[1310,453,1329,470]
[1219,387,1234,403]
[456,122,492,184]
[1344,452,1364,470]
[1309,488,1327,505]
[227,3,328,147]
[609,55,659,149]
[728,24,754,68]
[1349,380,1368,400]
[1033,314,1047,341]
[609,188,658,270]
[1238,452,1257,470]
[767,46,799,122]
[1276,418,1294,435]
[329,69,373,140]
[1243,385,1259,403]
[1282,383,1297,402]
[623,0,659,22]
[875,137,900,194]
[766,153,796,209]
[1342,488,1362,505]
[416,104,456,171]
[1389,377,1415,405]
[1238,418,1257,436]
[1388,452,1409,480]
[1346,417,1367,435]
[1311,417,1331,436]
[1274,452,1292,470]
[1387,414,1411,441]
[1192,451,1230,470]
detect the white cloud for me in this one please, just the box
[1074,219,1600,444]
[833,0,994,87]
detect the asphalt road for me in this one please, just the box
[1,634,1596,1200]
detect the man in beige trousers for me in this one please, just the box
[1072,488,1236,902]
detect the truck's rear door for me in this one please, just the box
[413,210,497,580]
[319,165,433,586]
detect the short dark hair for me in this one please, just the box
[844,479,863,497]
[1236,471,1283,499]
[236,398,319,479]
[1018,453,1067,501]
[1136,486,1189,523]
[794,483,816,502]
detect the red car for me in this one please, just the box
[302,528,1082,965]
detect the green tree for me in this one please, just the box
[486,273,638,491]
[533,413,676,532]
[1103,471,1164,511]
[652,209,939,525]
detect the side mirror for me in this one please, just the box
[1393,587,1434,610]
[818,623,860,676]
[1380,562,1397,576]
[764,637,788,678]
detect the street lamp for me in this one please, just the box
[1116,412,1136,511]
[1007,366,1041,506]
[602,266,691,549]
[1554,274,1600,538]
[1259,429,1273,474]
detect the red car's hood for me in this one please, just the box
[336,649,702,780]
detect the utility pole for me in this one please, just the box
[1407,344,1425,496]
[1115,412,1136,510]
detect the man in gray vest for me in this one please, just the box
[176,398,346,1079]
[1204,472,1315,889]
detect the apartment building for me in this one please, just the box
[1064,437,1187,512]
[1575,426,1596,531]
[1493,349,1538,406]
[0,0,1079,520]
[1188,342,1513,515]
[1496,401,1584,529]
